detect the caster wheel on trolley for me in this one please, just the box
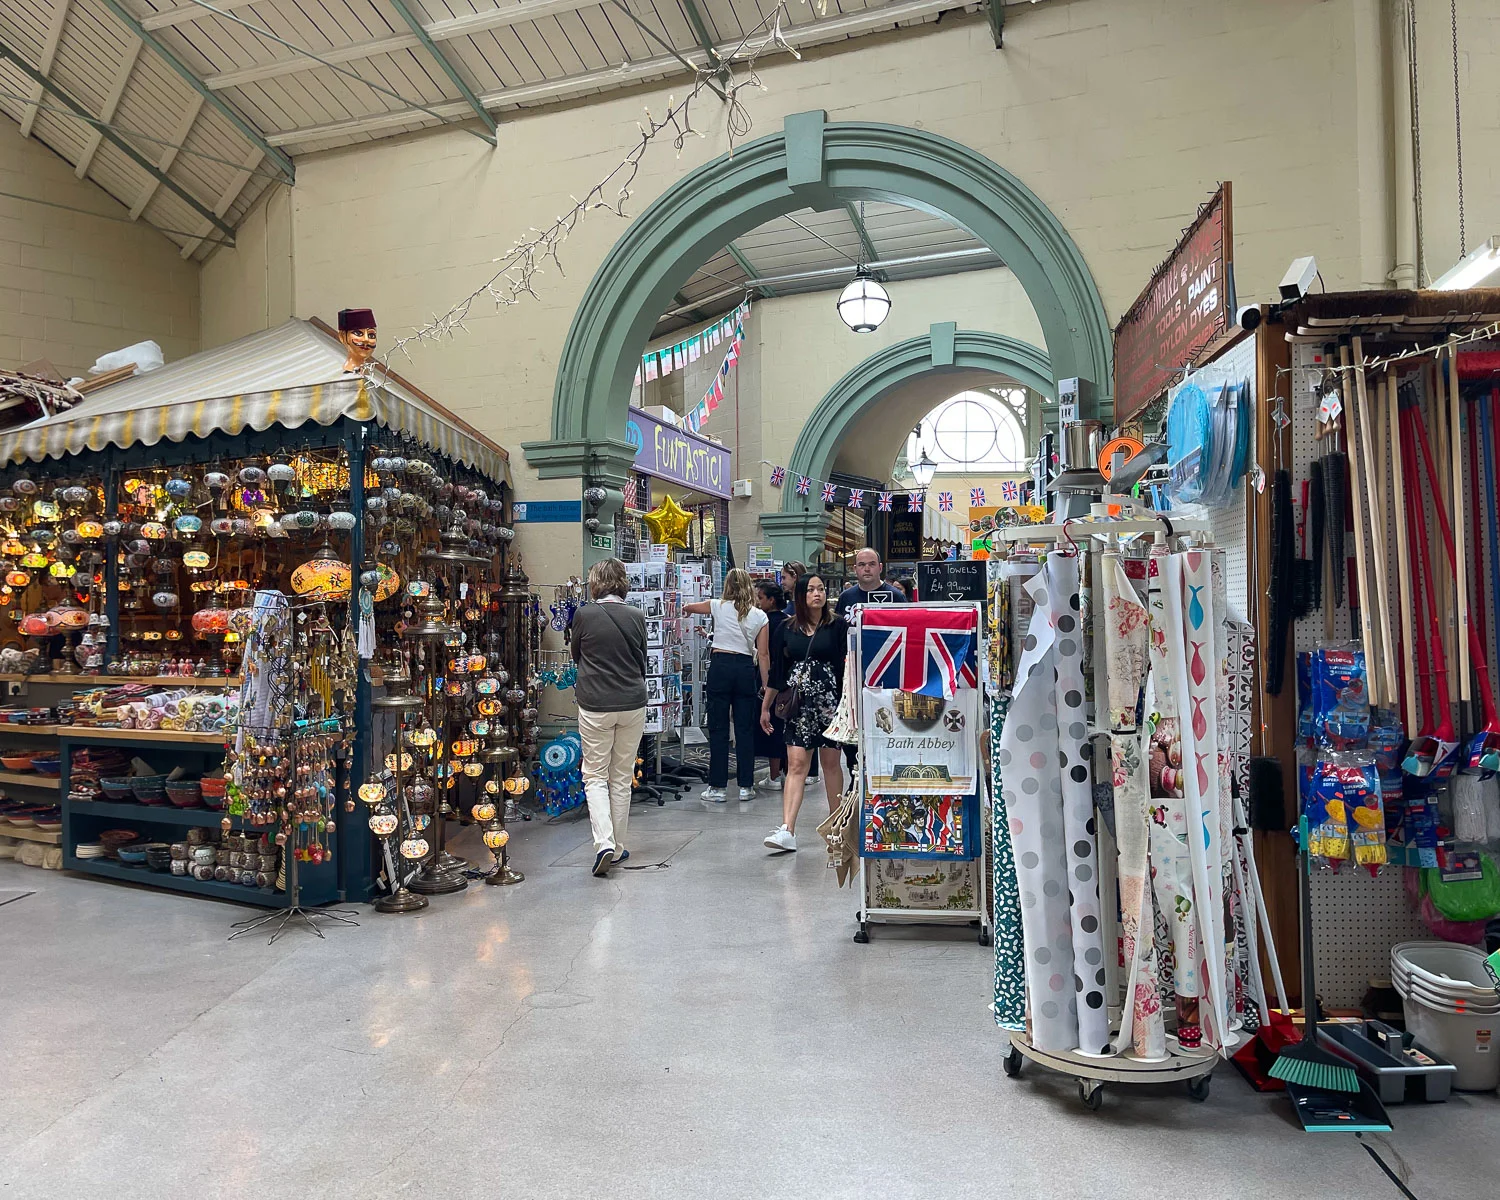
[853,926,870,944]
[1002,1047,1023,1078]
[1078,1079,1103,1111]
[978,927,993,946]
[1186,1075,1211,1103]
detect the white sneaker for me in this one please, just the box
[764,825,796,852]
[737,787,756,802]
[700,787,727,803]
[757,776,784,791]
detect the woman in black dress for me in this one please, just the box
[752,580,788,788]
[759,573,847,853]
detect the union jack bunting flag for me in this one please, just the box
[769,466,786,488]
[1000,479,1020,503]
[877,492,892,511]
[795,475,812,496]
[847,488,864,508]
[938,491,953,512]
[970,487,986,508]
[820,481,837,504]
[906,491,924,513]
[860,606,979,699]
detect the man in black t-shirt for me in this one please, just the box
[835,547,909,616]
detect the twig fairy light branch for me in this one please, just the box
[382,3,800,366]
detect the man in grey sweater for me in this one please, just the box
[570,558,649,876]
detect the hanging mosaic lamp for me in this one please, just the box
[290,540,351,599]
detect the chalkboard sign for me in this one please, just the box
[917,559,986,602]
[886,512,922,561]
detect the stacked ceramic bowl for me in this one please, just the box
[1391,941,1500,1091]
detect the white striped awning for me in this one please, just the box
[0,320,510,485]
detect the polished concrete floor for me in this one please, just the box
[1,793,1496,1198]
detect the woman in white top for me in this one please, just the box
[685,568,769,802]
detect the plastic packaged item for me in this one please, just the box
[1297,652,1316,747]
[1313,645,1371,750]
[1304,755,1353,861]
[1368,708,1405,774]
[1424,853,1500,923]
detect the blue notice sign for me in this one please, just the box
[513,500,582,523]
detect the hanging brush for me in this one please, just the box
[1269,816,1360,1093]
[1308,457,1325,614]
[1292,479,1315,619]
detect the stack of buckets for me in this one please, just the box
[1391,941,1500,1091]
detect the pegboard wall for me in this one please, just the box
[1291,339,1428,1007]
[1198,333,1255,622]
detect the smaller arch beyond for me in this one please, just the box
[779,325,1053,515]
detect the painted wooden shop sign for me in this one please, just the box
[625,405,731,499]
[1113,183,1234,423]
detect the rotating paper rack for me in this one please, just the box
[996,515,1213,543]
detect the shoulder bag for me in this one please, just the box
[772,622,819,722]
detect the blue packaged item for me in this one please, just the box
[1297,652,1316,747]
[1314,645,1371,750]
[1368,708,1405,773]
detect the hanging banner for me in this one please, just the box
[625,405,731,498]
[1113,183,1234,423]
[861,686,979,797]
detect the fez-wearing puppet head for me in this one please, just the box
[338,308,377,372]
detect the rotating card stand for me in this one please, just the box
[852,603,992,945]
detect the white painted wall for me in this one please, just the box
[195,0,1496,584]
[0,122,198,376]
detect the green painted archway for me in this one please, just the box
[522,110,1110,557]
[759,323,1053,560]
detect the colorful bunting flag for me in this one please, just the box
[938,492,953,512]
[1000,479,1020,502]
[688,336,701,362]
[795,475,812,496]
[821,482,837,503]
[770,466,786,488]
[907,491,924,512]
[877,491,892,511]
[634,365,642,387]
[970,487,986,508]
[659,348,672,376]
[644,355,658,382]
[847,488,865,508]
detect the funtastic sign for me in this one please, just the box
[626,406,731,499]
[1113,183,1234,423]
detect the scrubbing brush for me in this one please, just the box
[1268,815,1360,1093]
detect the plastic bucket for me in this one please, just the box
[1397,976,1500,1015]
[1402,997,1500,1091]
[1392,942,1500,1002]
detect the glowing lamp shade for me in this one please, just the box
[471,802,497,822]
[20,551,48,568]
[910,449,938,490]
[484,779,500,795]
[76,520,104,540]
[835,272,891,333]
[399,837,429,860]
[183,550,211,569]
[358,782,387,806]
[482,827,510,851]
[4,570,30,588]
[290,545,351,599]
[368,812,399,837]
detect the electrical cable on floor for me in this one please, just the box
[1357,1135,1420,1200]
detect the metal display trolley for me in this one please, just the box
[851,601,992,945]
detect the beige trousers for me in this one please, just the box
[578,705,647,855]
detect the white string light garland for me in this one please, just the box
[382,4,801,367]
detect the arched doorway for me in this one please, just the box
[522,111,1109,560]
[759,323,1053,560]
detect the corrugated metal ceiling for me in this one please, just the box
[0,0,984,264]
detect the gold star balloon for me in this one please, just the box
[642,493,692,548]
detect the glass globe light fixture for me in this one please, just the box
[911,448,938,489]
[835,269,891,333]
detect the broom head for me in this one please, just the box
[1268,1034,1360,1092]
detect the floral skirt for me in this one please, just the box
[783,659,840,749]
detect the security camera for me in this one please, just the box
[1237,304,1263,332]
[1279,256,1319,302]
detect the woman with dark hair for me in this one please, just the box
[753,580,788,789]
[758,573,848,853]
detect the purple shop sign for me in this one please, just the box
[625,406,731,499]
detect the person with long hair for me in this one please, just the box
[685,568,770,802]
[752,580,788,788]
[758,572,847,852]
[569,558,648,877]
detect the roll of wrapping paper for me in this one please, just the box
[1267,469,1294,694]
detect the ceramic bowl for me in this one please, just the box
[165,781,202,808]
[29,757,60,776]
[99,776,135,800]
[0,754,34,771]
[116,844,149,865]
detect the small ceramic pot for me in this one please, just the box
[257,854,278,872]
[191,844,217,865]
[170,859,188,876]
[191,864,214,881]
[213,865,232,882]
